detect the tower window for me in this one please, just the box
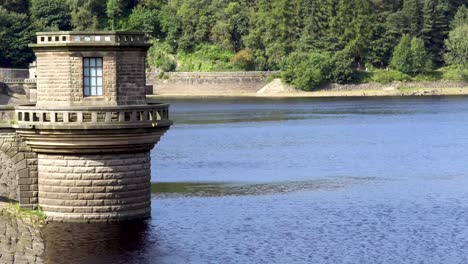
[83,58,103,96]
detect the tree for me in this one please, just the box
[390,35,413,74]
[0,0,28,13]
[71,1,98,31]
[421,0,450,66]
[402,0,422,36]
[332,50,357,84]
[444,24,468,67]
[451,5,467,29]
[391,35,432,75]
[106,0,123,30]
[231,48,255,71]
[123,5,160,36]
[30,0,71,30]
[281,52,334,90]
[410,37,432,74]
[0,7,33,67]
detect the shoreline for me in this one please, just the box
[148,86,468,99]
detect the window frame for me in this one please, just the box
[83,57,103,97]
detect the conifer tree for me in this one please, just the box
[444,24,468,67]
[402,0,422,36]
[390,35,413,74]
[422,0,450,66]
[410,37,432,74]
[451,5,468,29]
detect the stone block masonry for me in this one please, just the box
[0,31,172,222]
[0,132,38,208]
[38,152,151,222]
[148,71,279,95]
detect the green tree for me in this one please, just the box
[410,37,432,74]
[0,0,28,13]
[30,0,71,30]
[402,0,422,36]
[451,5,467,29]
[421,0,450,66]
[106,0,123,30]
[231,48,255,71]
[332,50,357,84]
[390,35,413,74]
[71,0,98,31]
[123,5,160,36]
[444,24,468,67]
[0,7,33,67]
[282,52,334,90]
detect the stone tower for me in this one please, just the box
[0,31,171,222]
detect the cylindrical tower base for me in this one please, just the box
[37,151,151,222]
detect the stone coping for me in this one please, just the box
[31,31,149,47]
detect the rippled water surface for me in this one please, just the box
[12,97,468,263]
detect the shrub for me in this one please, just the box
[440,66,468,81]
[231,49,255,71]
[281,52,334,90]
[147,40,177,72]
[177,44,238,72]
[331,51,357,84]
[371,70,410,83]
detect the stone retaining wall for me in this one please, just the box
[0,68,29,80]
[148,71,278,95]
[0,132,38,207]
[38,151,151,222]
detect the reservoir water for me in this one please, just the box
[6,97,468,263]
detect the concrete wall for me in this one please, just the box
[38,151,151,222]
[0,68,29,80]
[148,71,278,95]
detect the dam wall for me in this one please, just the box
[147,71,279,95]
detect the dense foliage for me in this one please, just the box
[0,0,466,88]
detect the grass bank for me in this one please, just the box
[0,202,46,226]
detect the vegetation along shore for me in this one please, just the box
[0,0,467,92]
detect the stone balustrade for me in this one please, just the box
[0,106,15,127]
[2,79,36,83]
[35,31,148,46]
[0,104,170,129]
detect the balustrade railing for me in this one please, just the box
[35,32,147,45]
[0,106,15,126]
[0,104,170,128]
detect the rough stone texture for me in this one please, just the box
[318,80,468,91]
[116,51,147,105]
[0,148,18,200]
[0,68,29,80]
[35,51,73,106]
[35,49,147,107]
[0,132,38,208]
[0,210,44,264]
[38,151,151,222]
[148,71,278,95]
[0,82,37,104]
